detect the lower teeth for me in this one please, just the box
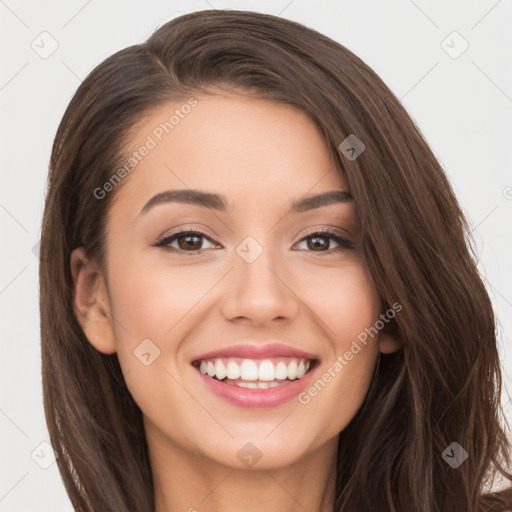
[222,379,291,389]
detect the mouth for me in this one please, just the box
[191,355,319,408]
[192,356,316,387]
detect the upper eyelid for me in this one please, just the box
[155,226,218,245]
[299,226,350,239]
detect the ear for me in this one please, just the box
[378,333,402,354]
[70,247,116,354]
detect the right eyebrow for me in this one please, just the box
[140,189,228,215]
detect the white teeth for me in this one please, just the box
[197,357,313,382]
[226,361,241,379]
[215,359,226,380]
[258,360,275,381]
[275,361,288,380]
[240,359,258,380]
[287,360,298,380]
[296,360,306,379]
[233,381,285,389]
[237,382,258,389]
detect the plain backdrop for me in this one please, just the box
[1,0,511,510]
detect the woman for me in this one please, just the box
[39,9,512,511]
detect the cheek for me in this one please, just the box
[329,264,381,383]
[295,263,381,432]
[108,256,219,339]
[105,254,227,396]
[308,261,381,346]
[105,258,212,435]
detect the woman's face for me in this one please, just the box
[73,90,399,470]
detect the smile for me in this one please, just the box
[191,353,318,408]
[193,357,313,388]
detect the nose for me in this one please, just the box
[219,244,299,327]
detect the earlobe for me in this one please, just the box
[70,247,117,355]
[378,333,402,354]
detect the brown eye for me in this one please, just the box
[306,235,330,251]
[177,233,203,251]
[155,230,219,253]
[295,231,354,253]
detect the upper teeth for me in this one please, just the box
[198,358,311,381]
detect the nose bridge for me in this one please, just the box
[219,234,298,324]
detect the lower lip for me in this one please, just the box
[195,365,316,408]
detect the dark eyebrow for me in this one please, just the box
[140,189,228,215]
[288,189,352,214]
[139,189,352,216]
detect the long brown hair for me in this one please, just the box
[39,9,512,511]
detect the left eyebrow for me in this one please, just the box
[139,188,352,216]
[288,190,352,214]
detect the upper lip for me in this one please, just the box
[191,342,318,362]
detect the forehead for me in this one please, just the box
[111,92,346,218]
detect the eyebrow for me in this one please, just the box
[139,188,352,216]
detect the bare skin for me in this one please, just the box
[71,89,401,512]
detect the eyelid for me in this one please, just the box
[154,224,220,246]
[293,227,355,251]
[297,225,352,241]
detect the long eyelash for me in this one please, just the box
[300,229,355,251]
[153,229,355,253]
[154,230,219,251]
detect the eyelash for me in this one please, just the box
[153,228,355,255]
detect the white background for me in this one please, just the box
[0,0,511,510]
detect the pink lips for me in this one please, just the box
[191,342,318,409]
[191,342,318,363]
